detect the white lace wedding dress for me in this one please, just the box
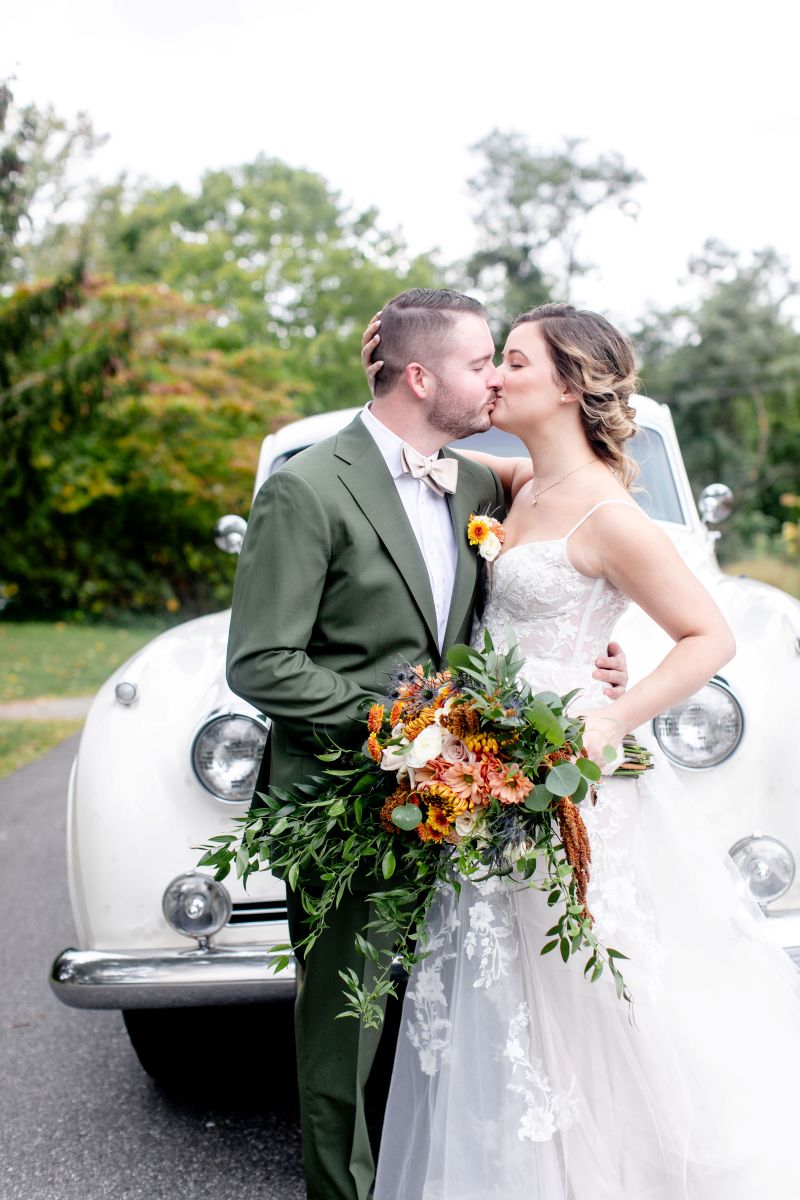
[374,502,800,1200]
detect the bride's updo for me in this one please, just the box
[510,303,640,488]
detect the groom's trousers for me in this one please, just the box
[287,885,397,1200]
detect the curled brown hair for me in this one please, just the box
[510,303,639,487]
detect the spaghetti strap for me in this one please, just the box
[563,499,642,542]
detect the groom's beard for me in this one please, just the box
[429,377,495,441]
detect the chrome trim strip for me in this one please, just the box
[784,946,800,969]
[228,900,289,926]
[49,945,295,1010]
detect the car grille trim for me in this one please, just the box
[228,899,289,926]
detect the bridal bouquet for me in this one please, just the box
[198,633,650,1026]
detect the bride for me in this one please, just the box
[368,304,800,1198]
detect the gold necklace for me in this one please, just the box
[530,459,598,507]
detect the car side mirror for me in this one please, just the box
[698,483,734,526]
[214,514,248,555]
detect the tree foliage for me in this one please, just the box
[29,158,443,413]
[1,278,296,618]
[637,242,800,555]
[0,80,105,283]
[466,131,643,333]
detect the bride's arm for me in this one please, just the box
[578,506,736,765]
[457,449,532,500]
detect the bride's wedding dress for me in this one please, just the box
[374,501,800,1199]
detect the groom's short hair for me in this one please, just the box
[372,288,487,398]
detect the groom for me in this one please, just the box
[226,288,626,1200]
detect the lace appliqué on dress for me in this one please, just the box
[583,781,666,997]
[405,893,460,1076]
[464,896,517,989]
[504,1002,579,1142]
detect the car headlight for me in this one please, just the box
[729,835,795,905]
[162,871,232,940]
[191,713,268,802]
[653,680,743,768]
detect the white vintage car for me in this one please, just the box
[50,399,800,1081]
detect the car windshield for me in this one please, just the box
[270,424,687,526]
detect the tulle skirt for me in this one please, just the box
[374,753,800,1199]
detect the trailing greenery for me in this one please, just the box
[199,634,647,1027]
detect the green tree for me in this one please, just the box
[1,278,298,618]
[0,80,105,284]
[466,131,643,333]
[637,241,800,555]
[30,159,443,413]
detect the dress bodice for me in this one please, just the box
[475,501,638,704]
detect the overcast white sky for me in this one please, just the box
[5,0,799,326]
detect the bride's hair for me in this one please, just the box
[510,304,640,488]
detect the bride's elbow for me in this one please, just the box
[714,626,737,671]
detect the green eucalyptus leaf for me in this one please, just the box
[391,804,423,831]
[523,783,553,812]
[446,644,480,670]
[571,776,589,805]
[545,761,581,796]
[577,756,602,781]
[526,699,565,744]
[382,849,396,879]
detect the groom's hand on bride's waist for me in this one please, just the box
[593,640,628,698]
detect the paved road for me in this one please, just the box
[0,695,94,720]
[0,736,308,1200]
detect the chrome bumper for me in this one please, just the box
[50,944,296,1010]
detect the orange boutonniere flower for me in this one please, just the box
[467,513,505,562]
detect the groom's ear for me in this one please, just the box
[405,361,435,399]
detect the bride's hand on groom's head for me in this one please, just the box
[593,640,628,699]
[361,311,383,398]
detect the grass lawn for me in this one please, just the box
[0,719,84,780]
[0,620,169,703]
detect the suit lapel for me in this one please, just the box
[335,417,439,648]
[441,448,481,651]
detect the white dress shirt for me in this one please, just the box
[360,406,457,649]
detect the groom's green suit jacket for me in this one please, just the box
[227,413,504,802]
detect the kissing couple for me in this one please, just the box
[228,290,800,1198]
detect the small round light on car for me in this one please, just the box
[653,681,743,768]
[729,835,795,905]
[162,871,232,940]
[114,681,138,706]
[213,514,248,555]
[191,713,268,802]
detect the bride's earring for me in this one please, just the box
[559,394,567,405]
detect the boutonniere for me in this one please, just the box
[466,513,505,562]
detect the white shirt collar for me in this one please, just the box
[360,404,438,479]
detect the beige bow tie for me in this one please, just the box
[400,444,459,496]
